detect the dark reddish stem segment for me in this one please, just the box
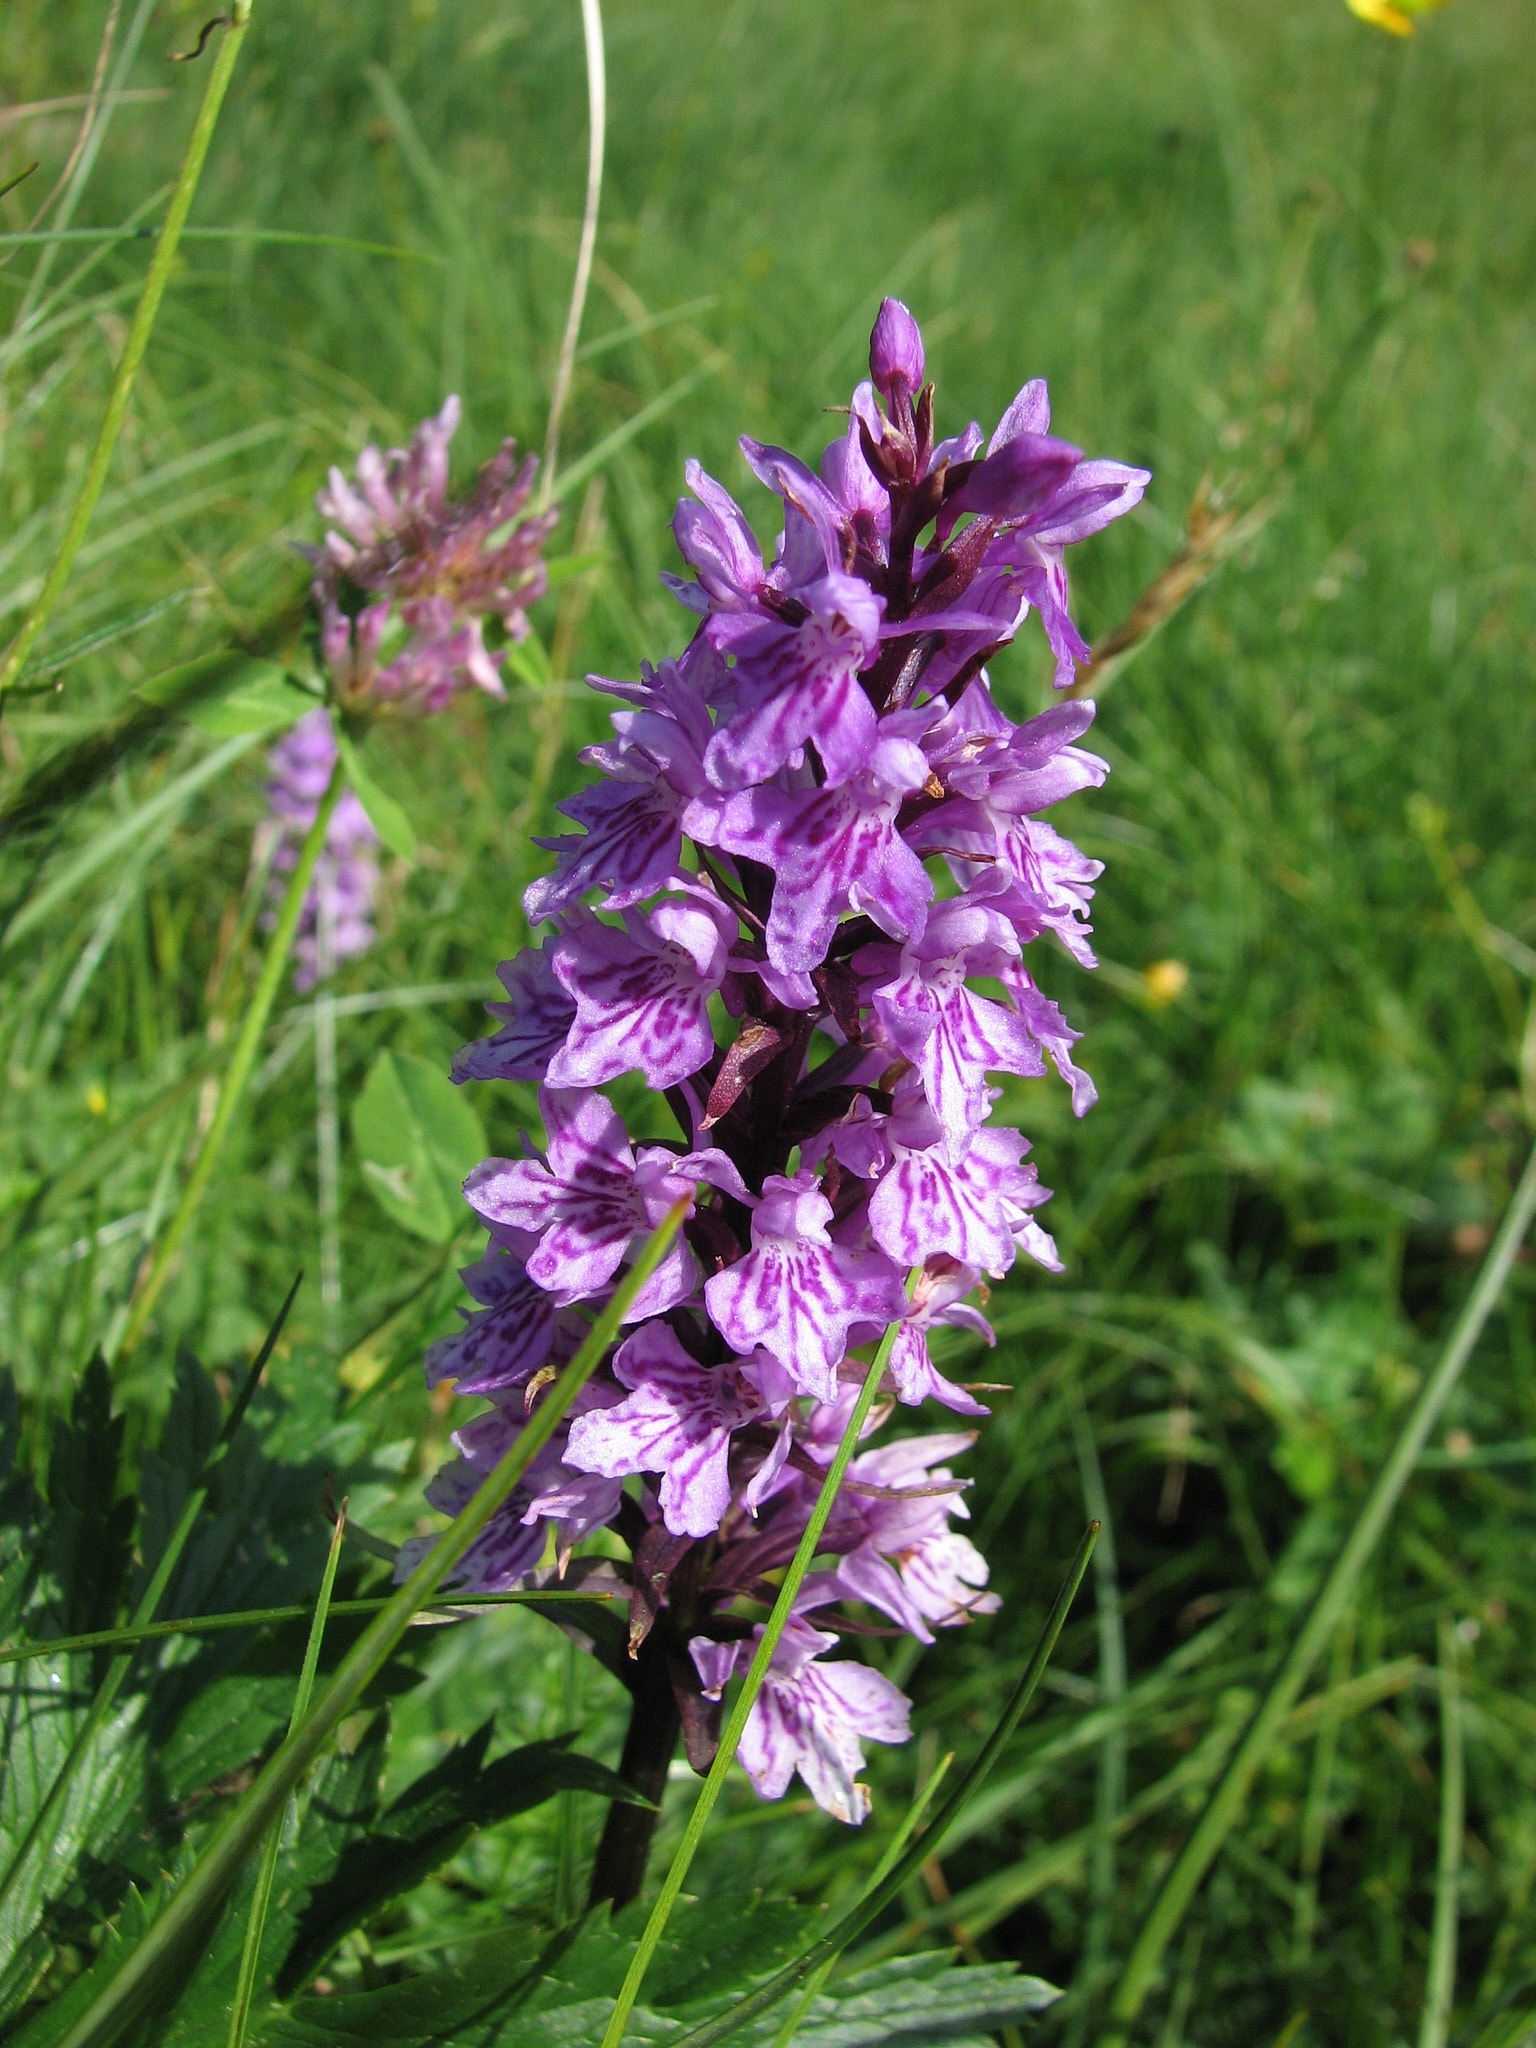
[588,1624,683,1908]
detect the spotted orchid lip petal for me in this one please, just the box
[393,302,1141,1826]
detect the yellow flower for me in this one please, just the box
[1142,960,1189,1007]
[1346,0,1448,34]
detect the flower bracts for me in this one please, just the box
[421,301,1147,1821]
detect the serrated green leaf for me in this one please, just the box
[278,1731,643,1993]
[352,1051,485,1244]
[151,1716,390,2048]
[334,730,416,860]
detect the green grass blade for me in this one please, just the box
[0,1278,299,1929]
[227,1500,348,2048]
[1098,1137,1536,2046]
[2,734,259,951]
[0,3,255,698]
[0,1589,626,1667]
[548,356,727,505]
[52,1197,689,2048]
[539,0,606,498]
[770,1753,954,2048]
[1418,1615,1465,2048]
[664,1521,1099,2048]
[115,759,345,1359]
[598,1308,911,2048]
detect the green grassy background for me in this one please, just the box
[3,0,1535,2041]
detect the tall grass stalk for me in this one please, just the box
[114,757,345,1358]
[226,1500,348,2048]
[0,3,256,698]
[539,0,605,499]
[1098,1137,1536,2045]
[54,1197,690,2048]
[1417,1615,1465,2048]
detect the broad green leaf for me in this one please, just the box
[542,552,607,593]
[278,1730,643,1993]
[334,730,416,860]
[132,651,317,736]
[255,1930,1057,2046]
[352,1050,486,1244]
[185,665,319,738]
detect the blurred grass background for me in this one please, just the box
[2,0,1535,2041]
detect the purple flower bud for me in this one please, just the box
[869,297,925,401]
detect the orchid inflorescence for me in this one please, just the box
[411,299,1147,1829]
[257,400,559,988]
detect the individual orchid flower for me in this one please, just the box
[704,1171,907,1403]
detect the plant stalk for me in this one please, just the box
[0,4,256,700]
[115,757,344,1357]
[1098,1136,1536,2045]
[589,1624,683,1909]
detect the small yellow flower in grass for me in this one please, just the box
[85,1084,107,1116]
[1346,0,1449,33]
[1142,960,1189,1007]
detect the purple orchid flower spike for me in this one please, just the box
[412,295,1142,1861]
[257,707,380,992]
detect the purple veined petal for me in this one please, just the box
[739,436,851,580]
[546,894,733,1092]
[734,1617,912,1822]
[703,572,885,792]
[800,1094,893,1182]
[452,941,576,1083]
[565,1322,762,1538]
[887,1319,989,1417]
[704,1172,906,1402]
[1004,697,1100,768]
[1003,960,1098,1114]
[716,741,932,976]
[942,432,1082,530]
[835,1542,936,1643]
[523,773,689,923]
[690,1635,744,1701]
[898,1524,1000,1627]
[926,421,984,472]
[671,460,770,613]
[1027,457,1150,548]
[821,411,889,532]
[871,925,1045,1146]
[424,1246,569,1394]
[869,297,925,400]
[742,1412,795,1513]
[868,1126,1032,1276]
[988,376,1051,453]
